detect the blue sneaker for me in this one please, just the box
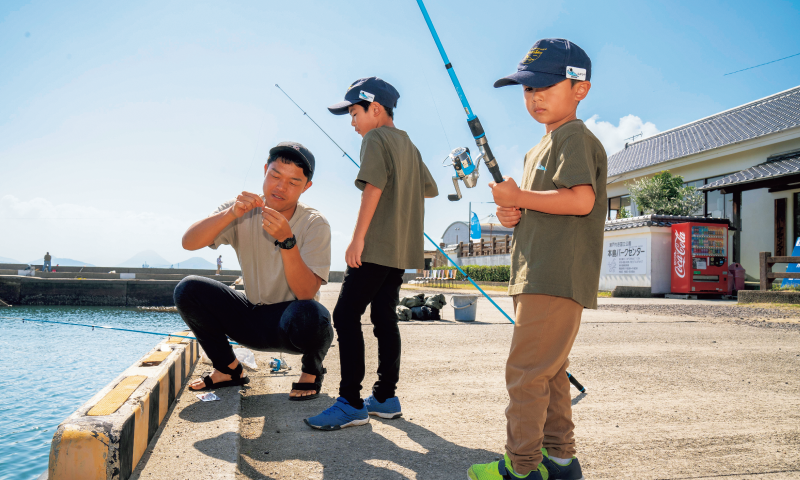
[304,397,369,431]
[541,448,583,480]
[364,395,403,419]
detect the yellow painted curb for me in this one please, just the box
[47,334,199,480]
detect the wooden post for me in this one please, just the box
[491,236,497,255]
[479,238,485,256]
[458,241,463,258]
[505,234,510,253]
[760,251,772,291]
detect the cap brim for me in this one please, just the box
[493,70,564,89]
[268,146,313,173]
[328,100,354,115]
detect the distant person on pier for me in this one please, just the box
[43,252,51,272]
[216,255,222,275]
[176,141,333,401]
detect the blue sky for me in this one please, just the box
[2,0,799,270]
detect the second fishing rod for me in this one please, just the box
[274,85,586,395]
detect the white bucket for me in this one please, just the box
[450,295,478,322]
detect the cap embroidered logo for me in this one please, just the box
[566,66,587,80]
[359,90,375,102]
[292,145,300,150]
[522,47,547,64]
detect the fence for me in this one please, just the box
[457,235,511,257]
[759,251,800,290]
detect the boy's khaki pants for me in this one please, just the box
[506,293,583,475]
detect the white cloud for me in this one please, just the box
[585,114,659,155]
[0,195,238,268]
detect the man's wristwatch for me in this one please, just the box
[274,235,297,250]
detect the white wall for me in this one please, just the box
[599,226,672,293]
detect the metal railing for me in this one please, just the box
[457,235,511,257]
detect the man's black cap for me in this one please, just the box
[268,141,315,180]
[494,38,591,89]
[328,76,400,115]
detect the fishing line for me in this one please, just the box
[271,85,508,319]
[275,84,359,168]
[1,316,240,345]
[423,77,452,151]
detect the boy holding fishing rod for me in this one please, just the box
[468,39,606,480]
[305,77,438,430]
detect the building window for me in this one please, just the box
[683,176,734,221]
[608,195,633,220]
[608,196,620,220]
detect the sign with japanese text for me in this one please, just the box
[603,238,647,275]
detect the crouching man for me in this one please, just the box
[175,141,333,401]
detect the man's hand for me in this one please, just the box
[496,206,522,228]
[231,192,264,218]
[345,237,365,268]
[489,177,521,208]
[262,207,292,242]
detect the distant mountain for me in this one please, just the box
[173,257,216,270]
[116,250,173,268]
[27,257,94,267]
[0,256,21,264]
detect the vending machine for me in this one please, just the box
[671,222,730,294]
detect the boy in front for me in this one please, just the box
[306,77,438,430]
[468,39,606,480]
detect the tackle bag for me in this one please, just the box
[396,305,412,321]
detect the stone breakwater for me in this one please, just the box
[0,277,181,307]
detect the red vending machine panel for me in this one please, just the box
[671,222,730,294]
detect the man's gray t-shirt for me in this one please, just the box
[209,201,331,305]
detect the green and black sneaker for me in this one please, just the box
[467,453,548,480]
[540,448,584,480]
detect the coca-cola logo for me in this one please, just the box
[674,231,686,278]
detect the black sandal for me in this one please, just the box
[192,362,250,391]
[289,368,325,401]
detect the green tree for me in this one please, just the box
[627,171,704,216]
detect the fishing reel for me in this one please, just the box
[444,146,482,201]
[268,356,291,374]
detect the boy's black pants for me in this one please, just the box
[173,276,333,376]
[334,262,404,408]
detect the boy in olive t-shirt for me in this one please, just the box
[468,40,606,480]
[306,77,438,431]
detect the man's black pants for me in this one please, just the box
[334,262,404,408]
[173,276,333,376]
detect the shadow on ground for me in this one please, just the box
[236,393,500,480]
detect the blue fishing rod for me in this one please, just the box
[415,0,586,393]
[274,86,585,393]
[415,0,504,202]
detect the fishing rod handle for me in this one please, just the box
[567,372,586,393]
[468,116,504,184]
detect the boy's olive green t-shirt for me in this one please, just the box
[509,120,608,309]
[355,126,439,270]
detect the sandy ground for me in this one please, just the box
[228,285,800,479]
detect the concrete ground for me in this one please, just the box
[136,283,800,479]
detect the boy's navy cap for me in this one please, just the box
[494,39,591,89]
[328,77,400,115]
[268,141,315,180]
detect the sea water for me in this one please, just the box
[0,306,185,480]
